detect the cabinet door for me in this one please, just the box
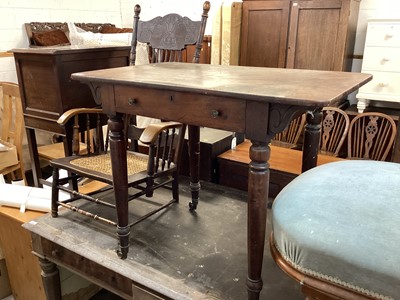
[240,1,290,68]
[286,0,349,71]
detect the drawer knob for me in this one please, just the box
[128,98,137,105]
[385,34,393,40]
[382,57,390,63]
[211,110,220,118]
[378,82,388,87]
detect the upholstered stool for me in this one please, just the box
[270,160,400,300]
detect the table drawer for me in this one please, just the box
[114,86,246,132]
[358,71,400,97]
[365,21,400,47]
[362,46,400,71]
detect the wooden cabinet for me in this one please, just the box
[240,0,361,71]
[356,19,400,112]
[12,46,131,186]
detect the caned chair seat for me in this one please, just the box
[271,160,400,300]
[53,151,151,183]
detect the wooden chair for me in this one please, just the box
[51,110,186,254]
[131,2,209,65]
[272,113,306,148]
[0,82,26,184]
[51,2,210,259]
[347,112,396,161]
[270,159,400,300]
[319,107,350,156]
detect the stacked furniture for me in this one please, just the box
[12,46,131,187]
[356,19,400,113]
[218,140,343,197]
[25,22,117,47]
[218,109,397,196]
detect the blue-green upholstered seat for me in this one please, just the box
[272,160,400,300]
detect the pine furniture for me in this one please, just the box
[0,82,26,184]
[218,140,344,196]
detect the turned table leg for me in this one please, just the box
[247,140,270,300]
[38,256,62,300]
[302,109,323,173]
[188,125,200,210]
[26,128,42,187]
[108,114,130,258]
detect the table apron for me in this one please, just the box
[113,85,247,132]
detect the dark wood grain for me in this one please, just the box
[11,46,131,186]
[240,0,360,72]
[72,62,371,300]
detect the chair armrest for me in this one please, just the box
[139,121,183,145]
[57,108,103,126]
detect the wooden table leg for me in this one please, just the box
[302,109,323,173]
[108,114,130,259]
[188,125,200,210]
[37,256,62,300]
[26,128,43,187]
[247,140,270,300]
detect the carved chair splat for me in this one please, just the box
[348,112,396,161]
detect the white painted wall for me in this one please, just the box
[0,0,399,83]
[0,0,122,82]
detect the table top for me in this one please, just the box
[72,63,372,107]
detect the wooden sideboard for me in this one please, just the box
[12,46,131,186]
[240,0,360,71]
[356,19,400,112]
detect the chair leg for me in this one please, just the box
[145,177,154,197]
[70,171,79,191]
[117,226,130,259]
[172,172,179,202]
[51,167,59,218]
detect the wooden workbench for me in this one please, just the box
[23,179,303,300]
[0,206,101,300]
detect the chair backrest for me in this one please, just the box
[138,122,186,175]
[347,112,397,161]
[0,82,25,163]
[58,108,186,177]
[56,108,108,156]
[319,107,350,156]
[130,2,210,65]
[272,113,306,148]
